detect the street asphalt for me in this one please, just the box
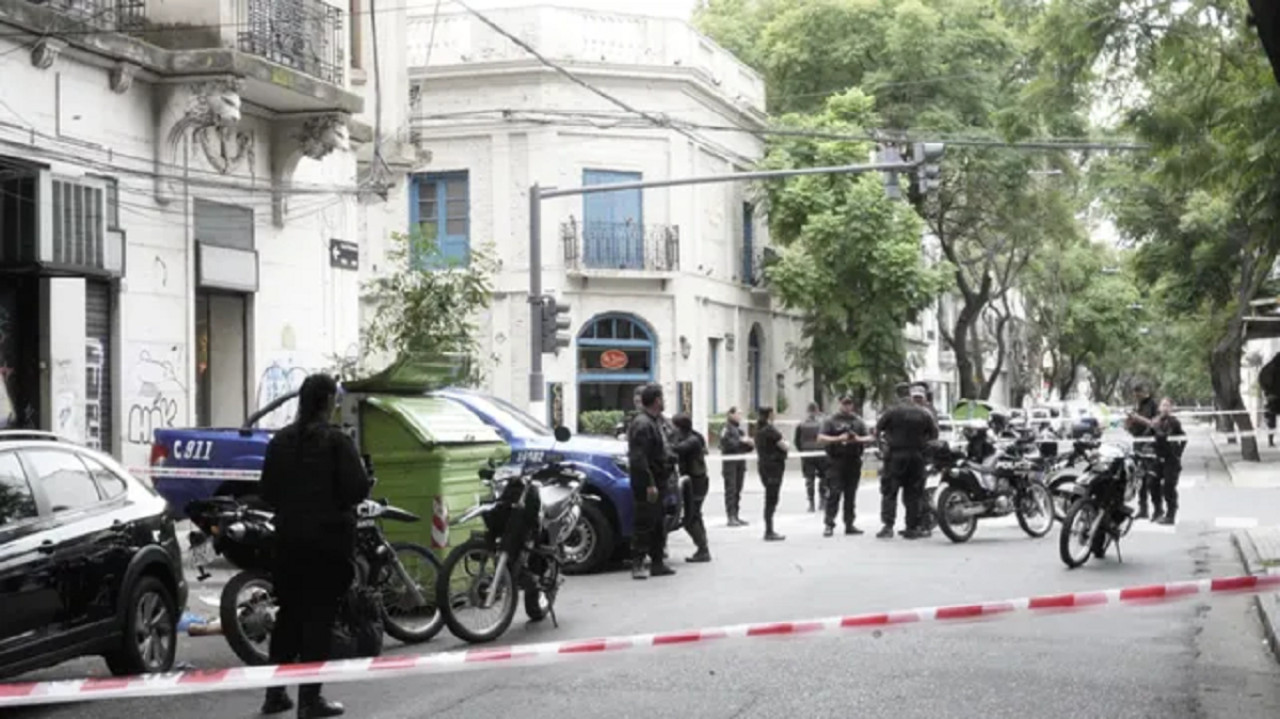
[10,424,1280,719]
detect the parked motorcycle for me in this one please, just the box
[436,426,584,644]
[1058,442,1142,568]
[1046,439,1104,522]
[930,425,1055,543]
[186,464,444,665]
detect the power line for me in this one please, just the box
[449,0,755,166]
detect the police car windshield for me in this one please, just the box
[465,394,553,439]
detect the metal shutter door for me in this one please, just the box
[85,280,113,454]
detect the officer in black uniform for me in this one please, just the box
[818,395,873,537]
[260,374,369,718]
[876,386,939,540]
[794,403,828,513]
[627,384,677,580]
[719,406,754,527]
[671,412,711,562]
[1125,383,1160,519]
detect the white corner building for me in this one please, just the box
[402,2,808,433]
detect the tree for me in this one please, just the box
[759,90,943,403]
[1042,0,1280,459]
[344,232,498,385]
[699,0,1089,401]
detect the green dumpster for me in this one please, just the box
[356,394,507,560]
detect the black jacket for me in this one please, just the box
[821,412,869,462]
[627,411,672,492]
[755,423,788,478]
[795,415,824,452]
[876,402,939,452]
[1127,397,1160,436]
[672,429,709,478]
[1153,414,1186,460]
[260,421,370,550]
[719,420,753,454]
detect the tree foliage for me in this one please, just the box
[1040,0,1280,458]
[699,0,1087,402]
[346,232,498,385]
[759,90,942,402]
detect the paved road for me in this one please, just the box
[10,426,1280,718]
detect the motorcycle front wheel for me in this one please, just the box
[936,485,978,543]
[1016,483,1054,538]
[1060,499,1102,569]
[1047,473,1080,523]
[380,542,445,644]
[219,569,276,666]
[436,538,518,644]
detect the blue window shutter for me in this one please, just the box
[408,174,423,269]
[438,173,469,266]
[742,202,754,283]
[582,170,643,269]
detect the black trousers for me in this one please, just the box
[762,479,783,531]
[880,451,927,530]
[683,474,709,551]
[824,460,862,529]
[722,461,747,517]
[268,538,354,700]
[1153,457,1181,516]
[801,458,828,504]
[631,488,668,565]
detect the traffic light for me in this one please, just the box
[914,142,945,194]
[540,295,571,355]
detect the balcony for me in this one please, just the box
[562,219,679,277]
[32,0,145,32]
[236,0,344,86]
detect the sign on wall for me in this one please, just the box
[330,239,359,270]
[600,349,628,370]
[548,382,565,429]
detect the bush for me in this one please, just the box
[580,410,624,436]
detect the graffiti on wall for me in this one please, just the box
[52,357,83,440]
[126,347,186,446]
[256,357,314,430]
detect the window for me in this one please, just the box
[24,450,101,513]
[410,172,470,266]
[81,455,127,501]
[51,179,106,269]
[742,202,755,283]
[0,452,37,527]
[462,394,552,440]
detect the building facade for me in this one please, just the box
[0,0,395,467]
[402,4,807,433]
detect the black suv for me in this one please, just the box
[0,431,187,678]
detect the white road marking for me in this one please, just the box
[1214,517,1260,529]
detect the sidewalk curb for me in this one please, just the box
[1231,530,1280,664]
[1208,430,1240,486]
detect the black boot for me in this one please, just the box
[1136,503,1149,520]
[297,687,344,719]
[261,688,293,715]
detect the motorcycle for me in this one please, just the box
[1045,439,1104,522]
[436,426,584,644]
[186,462,444,665]
[1058,442,1142,568]
[930,425,1055,543]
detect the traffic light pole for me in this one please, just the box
[527,158,927,413]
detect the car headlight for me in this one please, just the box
[612,454,629,474]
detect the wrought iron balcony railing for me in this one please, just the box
[237,0,345,85]
[562,219,680,273]
[32,0,146,32]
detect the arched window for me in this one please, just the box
[576,313,657,414]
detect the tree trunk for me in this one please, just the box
[951,307,981,400]
[1210,319,1259,461]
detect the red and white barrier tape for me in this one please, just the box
[1,572,1277,707]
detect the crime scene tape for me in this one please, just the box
[1,572,1277,707]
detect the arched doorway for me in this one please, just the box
[576,313,657,416]
[747,324,763,411]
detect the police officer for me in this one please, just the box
[671,412,712,562]
[794,403,828,513]
[1128,397,1186,525]
[818,395,873,537]
[876,386,939,540]
[1125,383,1160,519]
[627,384,677,580]
[719,406,754,527]
[260,374,369,718]
[755,406,789,541]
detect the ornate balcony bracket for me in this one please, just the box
[270,114,350,226]
[152,77,254,204]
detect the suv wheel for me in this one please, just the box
[105,576,178,676]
